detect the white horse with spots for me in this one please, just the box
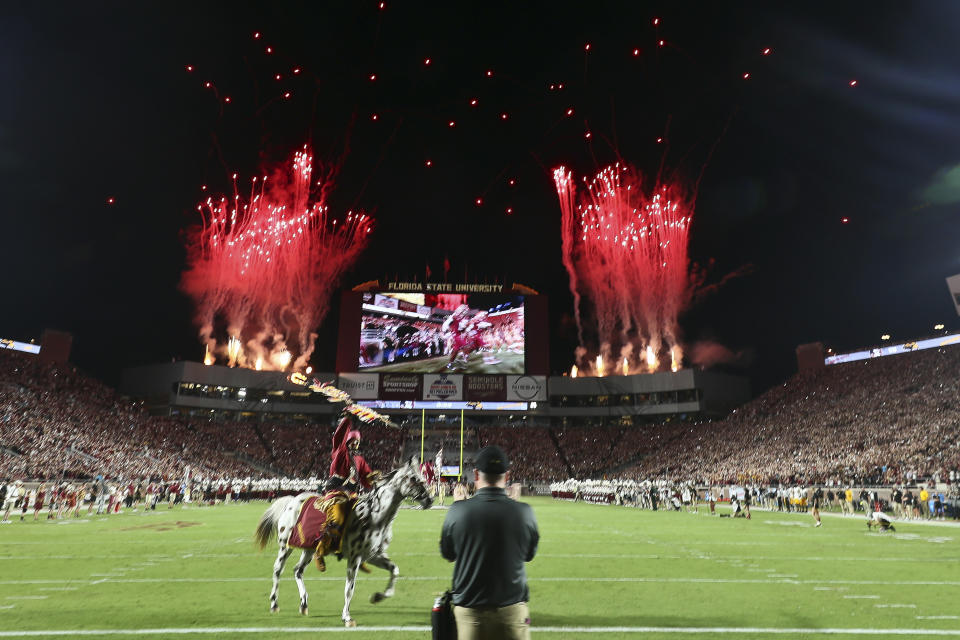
[254,456,433,627]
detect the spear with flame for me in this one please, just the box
[289,373,400,428]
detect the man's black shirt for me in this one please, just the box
[440,487,539,608]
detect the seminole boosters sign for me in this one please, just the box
[464,375,506,401]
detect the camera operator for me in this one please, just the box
[440,445,539,640]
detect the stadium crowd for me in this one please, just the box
[620,346,960,486]
[0,349,405,483]
[0,350,251,481]
[2,344,960,496]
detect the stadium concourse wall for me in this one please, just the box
[548,369,750,421]
[120,361,337,419]
[119,358,749,424]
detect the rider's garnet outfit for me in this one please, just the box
[328,415,375,492]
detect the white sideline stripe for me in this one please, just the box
[4,626,960,636]
[4,596,47,600]
[874,604,917,608]
[1,553,958,562]
[4,576,960,587]
[399,552,960,563]
[919,617,960,620]
[844,595,880,599]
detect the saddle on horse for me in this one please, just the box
[288,491,356,571]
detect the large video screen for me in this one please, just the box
[358,292,525,373]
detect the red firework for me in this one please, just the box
[554,163,693,375]
[181,145,372,370]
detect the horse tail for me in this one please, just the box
[254,495,295,550]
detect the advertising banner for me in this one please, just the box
[423,374,464,401]
[337,373,380,400]
[505,375,547,402]
[380,373,422,400]
[464,375,507,401]
[373,294,399,309]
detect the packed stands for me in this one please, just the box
[3,343,960,487]
[0,350,251,480]
[622,345,960,485]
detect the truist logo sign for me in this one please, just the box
[343,379,376,392]
[429,374,458,399]
[511,375,541,400]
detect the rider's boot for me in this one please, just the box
[314,539,328,572]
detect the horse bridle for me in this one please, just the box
[400,471,432,504]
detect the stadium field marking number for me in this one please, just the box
[5,626,960,636]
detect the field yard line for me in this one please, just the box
[3,553,957,563]
[690,555,959,563]
[3,576,959,587]
[4,626,960,636]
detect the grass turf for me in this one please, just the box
[0,498,958,639]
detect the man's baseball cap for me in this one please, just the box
[475,445,509,474]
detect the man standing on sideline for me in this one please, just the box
[811,486,823,527]
[440,445,539,640]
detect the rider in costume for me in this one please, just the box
[314,413,380,571]
[327,415,379,493]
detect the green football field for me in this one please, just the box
[1,498,958,639]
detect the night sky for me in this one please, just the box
[3,2,959,393]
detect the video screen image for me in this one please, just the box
[359,292,525,373]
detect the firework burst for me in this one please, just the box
[181,145,372,370]
[554,162,694,375]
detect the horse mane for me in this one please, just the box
[377,469,399,484]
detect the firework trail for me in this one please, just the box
[554,162,694,375]
[555,169,585,348]
[181,145,372,370]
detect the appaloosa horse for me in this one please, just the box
[254,456,433,627]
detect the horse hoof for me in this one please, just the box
[270,607,278,613]
[370,592,385,604]
[299,606,308,616]
[344,619,357,628]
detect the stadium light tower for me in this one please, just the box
[881,334,891,340]
[934,324,945,331]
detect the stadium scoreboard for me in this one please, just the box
[335,282,549,408]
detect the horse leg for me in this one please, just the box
[342,555,361,627]
[270,547,292,612]
[367,554,399,604]
[293,548,314,615]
